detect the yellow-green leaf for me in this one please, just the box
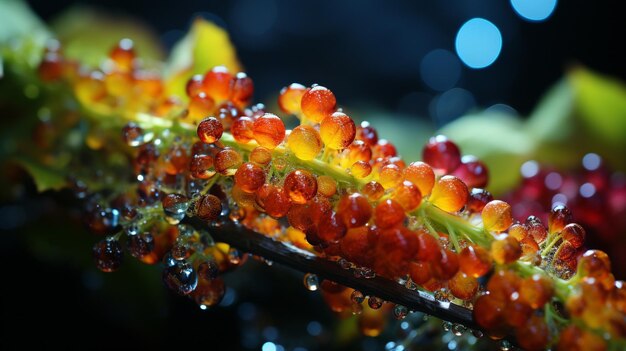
[164,18,242,99]
[51,6,165,68]
[13,157,67,192]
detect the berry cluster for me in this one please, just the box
[34,39,626,350]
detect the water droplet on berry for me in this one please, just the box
[351,290,365,304]
[303,273,319,291]
[93,237,123,272]
[162,261,198,295]
[162,194,189,225]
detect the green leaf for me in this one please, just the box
[0,0,49,45]
[13,157,67,192]
[164,18,242,99]
[50,6,165,68]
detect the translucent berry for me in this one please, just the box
[163,261,198,295]
[508,222,528,241]
[93,238,123,272]
[429,175,469,213]
[578,249,611,277]
[362,181,384,201]
[278,83,307,114]
[351,161,372,179]
[287,125,322,160]
[262,185,291,218]
[284,169,317,204]
[186,74,205,98]
[197,117,223,144]
[122,122,149,147]
[409,261,432,284]
[348,140,372,163]
[391,180,422,212]
[108,38,134,70]
[202,66,232,101]
[187,93,215,122]
[378,164,403,189]
[317,175,337,197]
[162,193,189,225]
[317,212,348,243]
[192,277,225,309]
[422,135,461,174]
[482,200,513,232]
[300,85,336,123]
[234,162,266,193]
[416,231,441,262]
[253,113,286,149]
[526,216,548,244]
[491,235,522,264]
[215,148,243,175]
[190,154,216,179]
[448,271,479,300]
[164,144,191,175]
[337,193,373,228]
[127,232,154,259]
[196,194,222,221]
[519,274,553,309]
[561,223,586,249]
[229,72,254,107]
[452,155,489,188]
[430,249,459,280]
[466,188,493,213]
[320,112,356,150]
[549,204,573,234]
[374,199,405,229]
[516,315,549,351]
[38,52,63,81]
[459,245,492,278]
[231,116,254,143]
[403,162,435,196]
[248,147,271,165]
[473,294,504,330]
[356,121,378,146]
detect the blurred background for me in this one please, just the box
[2,0,625,350]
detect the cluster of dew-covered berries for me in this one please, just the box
[38,39,626,350]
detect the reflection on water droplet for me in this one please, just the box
[303,273,319,291]
[393,305,408,320]
[499,340,511,351]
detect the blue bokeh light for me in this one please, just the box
[511,0,558,22]
[420,49,462,91]
[455,18,502,69]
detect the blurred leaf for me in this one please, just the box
[441,112,534,195]
[13,157,67,192]
[51,6,164,68]
[0,0,48,45]
[164,18,242,99]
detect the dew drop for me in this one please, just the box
[351,290,365,304]
[393,305,408,320]
[163,261,198,295]
[127,232,154,258]
[368,296,383,309]
[499,340,511,351]
[228,248,244,265]
[303,273,319,291]
[93,237,123,272]
[472,329,484,338]
[452,324,466,336]
[198,260,219,281]
[442,321,452,332]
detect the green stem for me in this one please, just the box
[419,202,490,247]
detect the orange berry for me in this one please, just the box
[403,162,435,196]
[459,245,492,278]
[481,200,513,232]
[491,235,522,265]
[287,125,322,160]
[409,261,432,285]
[526,216,548,244]
[187,92,215,122]
[316,175,337,197]
[340,226,374,266]
[202,66,232,101]
[416,231,441,262]
[317,211,347,243]
[229,72,253,107]
[234,162,266,193]
[508,222,528,241]
[428,175,468,212]
[378,164,403,189]
[473,294,504,330]
[109,38,135,72]
[392,180,422,212]
[190,154,216,179]
[362,181,384,201]
[348,140,372,163]
[430,249,459,280]
[549,204,573,234]
[300,85,336,123]
[215,148,243,175]
[337,193,373,228]
[448,271,479,300]
[562,223,586,249]
[320,112,356,150]
[196,194,222,221]
[261,185,291,218]
[351,161,372,179]
[278,83,307,115]
[186,74,205,98]
[249,146,272,165]
[516,315,549,351]
[283,169,317,204]
[519,274,553,309]
[231,116,254,143]
[253,113,285,149]
[374,199,405,229]
[197,117,223,144]
[466,188,493,213]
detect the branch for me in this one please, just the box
[184,216,479,330]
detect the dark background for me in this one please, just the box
[2,1,625,349]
